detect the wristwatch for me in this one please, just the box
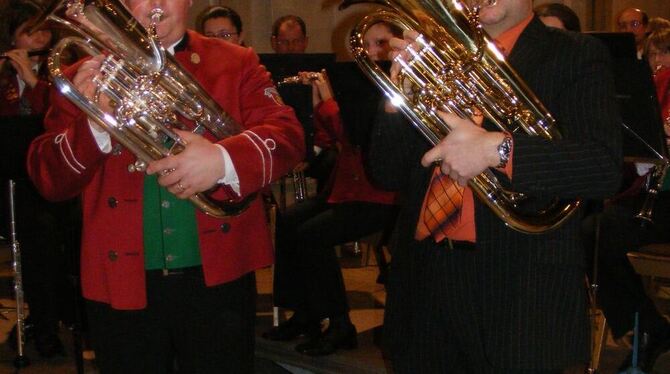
[496,134,512,168]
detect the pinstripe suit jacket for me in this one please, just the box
[369,17,622,370]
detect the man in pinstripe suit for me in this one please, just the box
[368,0,622,372]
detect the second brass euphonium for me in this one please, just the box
[340,0,580,234]
[28,0,253,218]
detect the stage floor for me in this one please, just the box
[1,248,667,373]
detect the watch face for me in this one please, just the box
[497,135,512,168]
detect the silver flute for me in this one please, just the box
[8,180,30,367]
[277,71,322,87]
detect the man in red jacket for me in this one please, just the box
[27,0,304,372]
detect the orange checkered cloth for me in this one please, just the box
[414,166,465,243]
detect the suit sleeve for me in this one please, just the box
[510,35,622,199]
[367,101,428,191]
[219,48,305,198]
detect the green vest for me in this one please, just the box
[143,175,201,270]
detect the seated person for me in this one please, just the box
[534,2,581,32]
[581,28,670,373]
[196,5,245,46]
[263,21,402,357]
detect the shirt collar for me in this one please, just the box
[495,13,534,56]
[167,33,189,54]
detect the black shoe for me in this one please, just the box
[35,331,65,358]
[618,326,670,373]
[262,314,320,342]
[295,319,357,356]
[6,322,35,351]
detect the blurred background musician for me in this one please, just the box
[196,5,245,46]
[271,14,308,54]
[0,0,75,358]
[616,7,650,60]
[648,17,670,37]
[268,14,339,199]
[534,2,581,32]
[263,20,401,357]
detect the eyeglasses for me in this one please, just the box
[205,30,239,40]
[368,39,390,48]
[274,38,306,47]
[617,20,643,30]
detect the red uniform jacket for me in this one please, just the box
[27,31,304,310]
[0,63,50,116]
[655,67,670,125]
[314,98,396,205]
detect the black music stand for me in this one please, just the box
[587,32,668,161]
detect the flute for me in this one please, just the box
[0,48,50,60]
[277,71,323,87]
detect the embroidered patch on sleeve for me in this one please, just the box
[264,87,284,106]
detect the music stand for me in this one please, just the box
[587,32,668,161]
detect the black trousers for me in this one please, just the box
[86,270,256,374]
[582,191,670,338]
[384,240,588,373]
[273,197,397,321]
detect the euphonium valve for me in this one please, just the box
[340,0,580,233]
[31,0,253,218]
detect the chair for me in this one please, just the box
[627,243,670,314]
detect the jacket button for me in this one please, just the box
[112,144,123,155]
[108,197,118,208]
[220,223,231,233]
[108,251,118,261]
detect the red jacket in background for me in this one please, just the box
[313,98,397,205]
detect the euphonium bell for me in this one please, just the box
[28,0,253,218]
[339,0,581,234]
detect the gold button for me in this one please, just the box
[191,53,200,64]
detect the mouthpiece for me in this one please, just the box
[151,8,164,23]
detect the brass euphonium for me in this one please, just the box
[27,0,253,218]
[339,0,580,233]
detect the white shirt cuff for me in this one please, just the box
[215,144,240,196]
[89,119,112,153]
[636,162,655,176]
